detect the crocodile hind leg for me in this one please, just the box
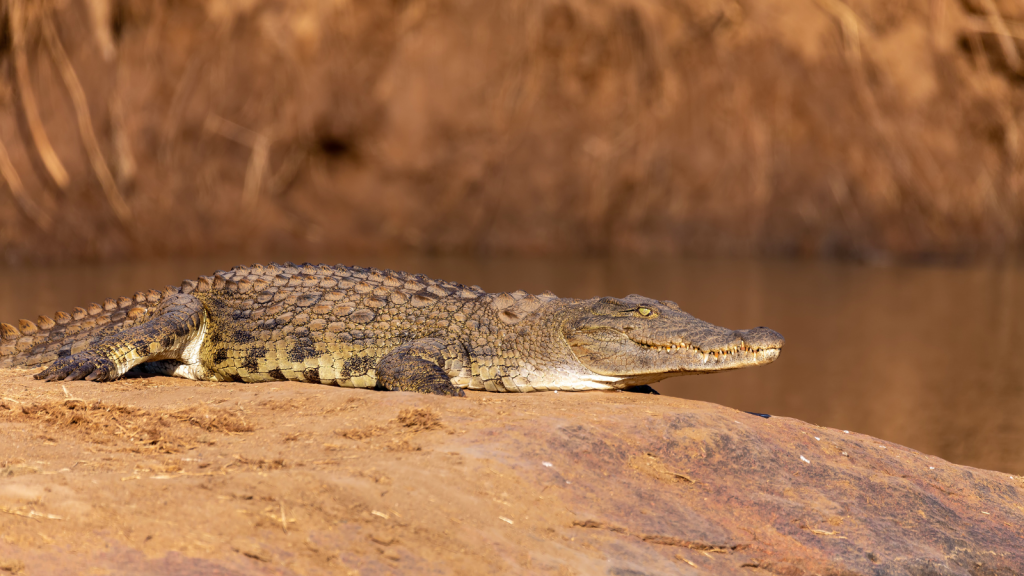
[35,293,207,382]
[376,338,466,397]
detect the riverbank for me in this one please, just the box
[4,1,1024,262]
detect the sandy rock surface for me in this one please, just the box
[0,368,1021,575]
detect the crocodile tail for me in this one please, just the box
[0,286,180,370]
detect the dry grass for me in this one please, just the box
[395,407,443,431]
[333,407,443,446]
[0,398,253,452]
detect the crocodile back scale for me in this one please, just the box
[0,263,785,395]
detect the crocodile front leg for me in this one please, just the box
[376,338,466,397]
[35,293,207,382]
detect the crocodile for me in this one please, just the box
[0,263,784,395]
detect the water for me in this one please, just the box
[1,256,1022,475]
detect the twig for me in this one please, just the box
[0,506,62,521]
[266,147,307,198]
[279,500,288,533]
[0,135,52,231]
[966,27,993,73]
[811,0,865,64]
[978,0,1023,75]
[204,114,259,147]
[41,11,132,228]
[0,506,40,521]
[9,0,69,191]
[676,554,698,568]
[158,17,232,168]
[84,0,117,61]
[963,14,1024,43]
[243,134,270,210]
[204,114,271,209]
[109,94,137,188]
[802,526,847,538]
[161,54,206,166]
[108,416,131,437]
[61,385,85,404]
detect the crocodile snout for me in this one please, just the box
[733,327,785,350]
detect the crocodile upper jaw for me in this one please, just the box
[566,326,784,378]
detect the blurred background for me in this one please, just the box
[0,0,1022,474]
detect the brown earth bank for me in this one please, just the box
[6,0,1024,263]
[0,369,1021,575]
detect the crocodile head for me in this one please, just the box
[562,295,784,387]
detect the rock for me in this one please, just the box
[0,369,1021,574]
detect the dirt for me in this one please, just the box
[1,368,1022,575]
[3,0,1024,263]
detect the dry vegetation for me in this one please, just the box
[0,395,253,452]
[2,0,1024,262]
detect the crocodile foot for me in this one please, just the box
[377,338,467,397]
[35,354,118,382]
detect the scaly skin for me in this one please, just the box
[0,263,785,395]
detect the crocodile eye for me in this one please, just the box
[637,307,652,317]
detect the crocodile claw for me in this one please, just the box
[35,354,117,382]
[436,384,466,397]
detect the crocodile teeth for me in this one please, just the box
[639,341,714,354]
